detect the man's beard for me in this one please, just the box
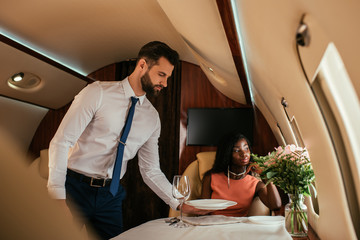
[141,72,163,97]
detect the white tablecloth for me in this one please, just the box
[113,216,292,240]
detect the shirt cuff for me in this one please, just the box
[169,198,180,210]
[47,187,66,199]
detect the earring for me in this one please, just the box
[227,165,230,189]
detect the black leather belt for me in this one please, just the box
[67,169,112,187]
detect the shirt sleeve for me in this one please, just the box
[137,116,180,210]
[47,82,102,199]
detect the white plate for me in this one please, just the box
[248,216,285,225]
[186,199,237,210]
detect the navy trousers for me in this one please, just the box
[65,173,126,240]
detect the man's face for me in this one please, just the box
[141,57,174,96]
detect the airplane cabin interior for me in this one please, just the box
[0,0,359,239]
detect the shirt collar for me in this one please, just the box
[123,77,146,105]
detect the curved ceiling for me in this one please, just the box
[0,0,197,75]
[0,0,247,108]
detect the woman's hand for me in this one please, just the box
[181,203,213,215]
[256,181,282,210]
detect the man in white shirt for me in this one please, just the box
[48,41,181,239]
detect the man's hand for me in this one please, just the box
[181,203,213,215]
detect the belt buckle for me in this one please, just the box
[90,177,106,187]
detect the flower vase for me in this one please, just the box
[285,194,308,237]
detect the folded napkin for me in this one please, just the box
[182,215,246,226]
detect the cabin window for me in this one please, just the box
[311,43,360,226]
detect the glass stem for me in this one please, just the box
[180,202,183,222]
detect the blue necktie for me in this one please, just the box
[110,96,139,196]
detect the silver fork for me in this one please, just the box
[165,217,180,225]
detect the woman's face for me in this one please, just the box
[231,138,251,167]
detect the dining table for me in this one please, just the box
[112,215,293,240]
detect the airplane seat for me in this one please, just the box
[169,151,270,217]
[29,148,49,185]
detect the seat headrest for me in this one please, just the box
[196,151,216,180]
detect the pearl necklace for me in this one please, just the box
[227,166,247,188]
[228,168,246,177]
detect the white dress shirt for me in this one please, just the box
[48,77,179,209]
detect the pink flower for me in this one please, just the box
[296,146,304,152]
[275,146,284,156]
[284,144,296,155]
[290,144,297,152]
[271,145,311,165]
[283,145,290,155]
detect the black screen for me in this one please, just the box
[186,108,254,146]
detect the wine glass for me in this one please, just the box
[172,175,190,228]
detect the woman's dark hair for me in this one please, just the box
[137,41,179,68]
[209,132,252,175]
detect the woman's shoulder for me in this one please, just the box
[209,171,224,177]
[210,172,227,182]
[245,174,261,183]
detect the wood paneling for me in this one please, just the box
[89,63,117,81]
[179,62,278,174]
[28,103,70,160]
[216,0,251,104]
[179,62,246,174]
[252,106,279,155]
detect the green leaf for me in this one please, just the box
[266,171,277,179]
[303,192,311,197]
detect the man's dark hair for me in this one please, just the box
[137,41,179,67]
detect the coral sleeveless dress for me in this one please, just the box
[210,172,260,217]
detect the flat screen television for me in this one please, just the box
[186,108,254,146]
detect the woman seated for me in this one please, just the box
[201,132,281,217]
